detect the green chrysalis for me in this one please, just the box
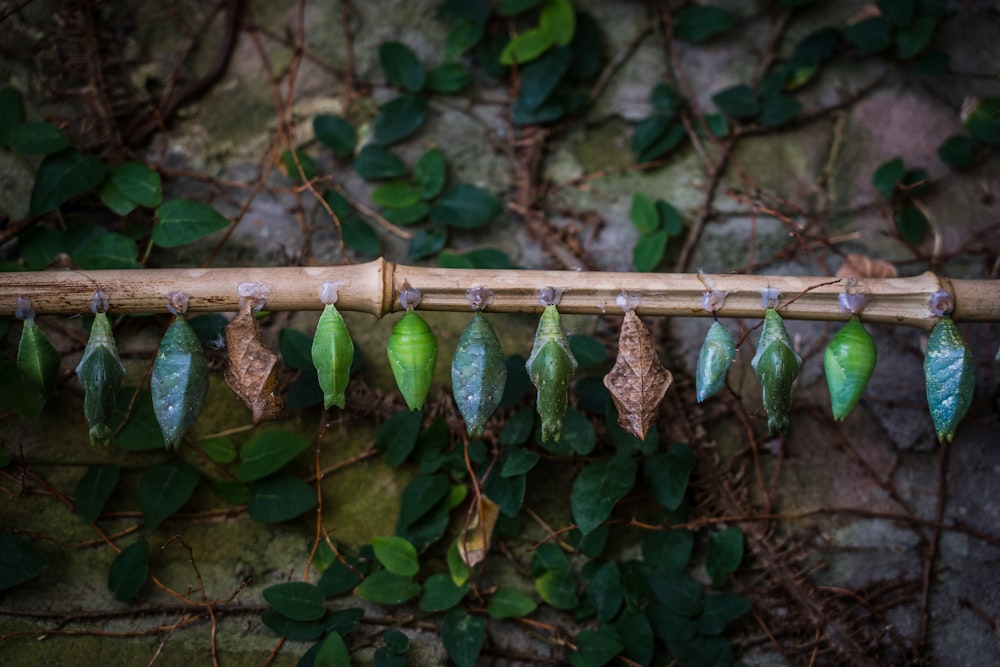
[526,303,577,442]
[311,303,355,410]
[151,305,209,449]
[824,317,877,421]
[751,308,802,434]
[76,310,126,445]
[17,317,60,398]
[452,311,507,437]
[387,310,437,411]
[695,320,736,403]
[923,316,974,443]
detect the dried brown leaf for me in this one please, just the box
[602,310,672,440]
[835,253,898,279]
[224,300,285,425]
[458,496,500,569]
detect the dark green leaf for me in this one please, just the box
[248,474,317,522]
[430,183,502,228]
[656,200,684,235]
[211,479,250,504]
[381,203,430,226]
[759,94,802,127]
[701,112,730,138]
[896,15,937,59]
[376,409,423,467]
[697,592,751,634]
[110,161,162,208]
[371,536,419,576]
[500,0,541,15]
[264,581,326,621]
[633,229,668,272]
[512,96,567,125]
[445,20,485,60]
[500,406,535,446]
[279,327,313,370]
[712,85,759,119]
[614,610,655,665]
[646,601,696,642]
[937,134,975,170]
[535,570,578,608]
[17,226,64,270]
[107,540,149,601]
[237,430,311,482]
[531,541,570,576]
[379,41,425,92]
[569,335,607,367]
[651,83,682,118]
[408,226,448,260]
[642,529,693,571]
[642,444,694,511]
[414,147,447,200]
[872,157,905,197]
[281,149,318,182]
[878,0,915,26]
[675,6,738,43]
[111,388,164,450]
[319,557,366,598]
[440,0,490,23]
[441,608,485,667]
[482,469,526,517]
[793,27,841,65]
[895,202,928,245]
[323,189,352,219]
[427,62,472,93]
[965,98,1000,146]
[374,94,429,146]
[586,560,623,621]
[629,192,659,234]
[706,526,744,586]
[372,181,421,209]
[261,608,325,640]
[314,115,356,157]
[3,122,69,155]
[439,247,514,269]
[571,455,637,534]
[554,407,596,455]
[638,121,684,162]
[341,216,381,256]
[568,12,604,81]
[488,587,537,619]
[902,167,929,195]
[517,46,572,111]
[631,115,669,158]
[420,572,470,612]
[648,569,703,616]
[315,632,350,667]
[98,179,138,216]
[396,473,451,529]
[499,27,554,66]
[3,360,52,416]
[0,532,48,591]
[75,464,120,524]
[72,232,140,269]
[324,607,365,635]
[137,461,199,530]
[29,148,107,217]
[569,628,624,667]
[356,570,421,605]
[153,199,229,247]
[500,354,530,408]
[501,447,540,477]
[200,437,237,464]
[0,86,24,139]
[672,635,734,666]
[354,144,408,180]
[846,17,891,54]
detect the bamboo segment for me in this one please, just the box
[0,258,997,328]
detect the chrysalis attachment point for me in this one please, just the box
[539,286,566,307]
[616,290,640,314]
[91,290,110,315]
[320,281,344,306]
[237,282,270,313]
[701,290,728,313]
[466,286,495,311]
[928,289,953,317]
[165,291,190,316]
[837,292,869,316]
[400,285,423,311]
[15,296,35,321]
[759,287,781,310]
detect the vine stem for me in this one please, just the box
[0,258,996,328]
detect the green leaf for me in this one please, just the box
[540,0,575,45]
[414,147,447,200]
[409,226,448,260]
[482,469,526,517]
[211,479,250,504]
[279,327,314,370]
[0,86,24,139]
[706,526,744,586]
[420,572,470,612]
[614,610,654,665]
[700,112,730,138]
[3,122,69,155]
[153,199,229,247]
[642,444,694,511]
[396,473,451,529]
[500,0,541,15]
[371,536,419,576]
[324,607,365,637]
[261,608,325,641]
[427,62,472,93]
[759,94,802,127]
[572,455,637,535]
[646,601,696,642]
[517,46,572,111]
[110,161,162,208]
[633,229,668,272]
[441,608,485,667]
[531,541,570,576]
[878,0,915,26]
[372,180,421,209]
[264,581,326,621]
[137,461,199,531]
[248,474,317,523]
[237,430,311,482]
[281,149,318,182]
[586,560,623,621]
[314,632,351,667]
[631,115,669,159]
[314,115,356,157]
[381,203,430,226]
[29,148,107,218]
[896,15,937,59]
[674,5,738,43]
[356,570,421,605]
[488,587,537,619]
[318,557,366,598]
[937,134,975,170]
[901,167,929,196]
[570,628,624,667]
[499,27,555,65]
[642,529,693,571]
[648,569,703,616]
[72,232,141,269]
[872,157,905,197]
[430,183,503,228]
[964,98,1000,146]
[341,216,381,256]
[354,144,408,180]
[501,447,540,477]
[75,464,120,524]
[535,570,578,609]
[895,202,928,245]
[650,83,681,118]
[712,85,759,119]
[200,437,237,464]
[379,41,425,92]
[374,94,428,147]
[569,11,604,80]
[98,179,138,216]
[111,388,164,450]
[107,540,149,601]
[376,409,423,467]
[629,192,659,233]
[0,532,48,591]
[569,336,607,367]
[697,592,751,634]
[656,200,684,236]
[793,27,841,65]
[846,17,891,54]
[445,20,485,60]
[500,406,535,446]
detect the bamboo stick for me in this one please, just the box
[0,258,997,329]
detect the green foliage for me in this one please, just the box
[0,532,49,591]
[571,454,637,534]
[107,540,149,601]
[313,114,357,157]
[137,461,200,530]
[75,464,120,524]
[110,161,162,208]
[354,145,408,179]
[371,536,420,576]
[248,474,317,522]
[237,430,311,481]
[706,527,744,586]
[937,134,975,170]
[430,184,503,228]
[153,199,229,247]
[441,607,486,667]
[488,587,537,618]
[420,572,470,612]
[674,5,738,43]
[29,148,107,217]
[374,94,429,146]
[379,41,426,92]
[356,570,421,605]
[3,122,70,155]
[264,581,327,621]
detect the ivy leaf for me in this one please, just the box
[153,199,229,247]
[571,455,637,535]
[895,201,928,245]
[569,11,604,80]
[200,437,237,464]
[648,569,703,616]
[872,157,905,197]
[427,63,472,93]
[137,461,200,531]
[429,184,503,228]
[633,229,668,272]
[445,20,485,60]
[793,27,840,65]
[261,609,325,641]
[75,464,120,524]
[706,526,744,586]
[499,27,554,65]
[396,473,451,529]
[674,5,738,43]
[0,86,24,139]
[603,310,671,440]
[381,203,430,226]
[111,388,164,450]
[3,122,69,155]
[264,581,326,621]
[29,148,107,218]
[441,608,485,667]
[759,94,802,128]
[964,97,1000,146]
[313,115,356,157]
[376,409,423,467]
[315,632,351,667]
[420,572,470,612]
[656,200,684,235]
[73,231,141,270]
[98,179,138,216]
[570,628,624,667]
[697,592,751,635]
[535,570,578,609]
[517,46,572,112]
[896,15,937,59]
[641,444,695,511]
[237,431,310,482]
[372,180,421,209]
[845,17,891,54]
[613,610,655,665]
[354,145,408,180]
[937,134,975,170]
[379,41,425,92]
[0,532,48,591]
[356,570,421,605]
[586,560,623,622]
[629,193,659,234]
[650,83,682,118]
[248,474,317,523]
[107,540,149,601]
[712,85,759,119]
[643,529,694,571]
[414,147,447,200]
[374,94,428,146]
[341,216,381,256]
[408,226,448,260]
[488,587,537,619]
[110,161,162,208]
[371,536,419,576]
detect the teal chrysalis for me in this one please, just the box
[151,292,209,449]
[526,291,577,442]
[15,297,59,398]
[452,289,506,436]
[311,282,355,410]
[751,296,801,434]
[824,292,878,422]
[696,320,736,403]
[387,288,437,411]
[75,292,126,445]
[923,316,974,443]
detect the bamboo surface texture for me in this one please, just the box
[0,258,997,329]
